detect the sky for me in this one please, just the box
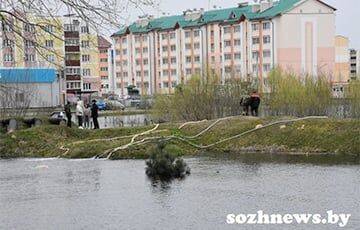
[125,0,360,49]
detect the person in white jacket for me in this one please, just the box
[75,100,85,128]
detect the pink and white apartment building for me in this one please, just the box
[112,0,336,96]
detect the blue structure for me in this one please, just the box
[0,68,56,83]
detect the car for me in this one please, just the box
[49,111,67,125]
[96,100,107,111]
[104,99,125,110]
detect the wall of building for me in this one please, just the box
[334,35,350,83]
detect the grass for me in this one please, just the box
[0,116,359,159]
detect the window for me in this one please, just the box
[252,37,260,45]
[171,69,177,76]
[163,82,169,88]
[24,54,36,62]
[185,43,191,50]
[194,30,200,37]
[170,57,176,64]
[224,40,231,47]
[225,66,232,73]
[136,71,141,77]
[44,25,54,33]
[252,51,259,60]
[15,93,25,103]
[66,68,81,75]
[143,47,148,53]
[195,68,201,74]
[81,40,90,48]
[194,56,200,63]
[100,67,108,71]
[234,26,241,33]
[252,64,258,72]
[194,42,200,49]
[211,44,215,52]
[123,49,127,55]
[162,34,168,40]
[122,37,127,44]
[116,72,121,78]
[263,22,271,30]
[135,48,141,54]
[143,58,148,65]
[162,58,169,64]
[100,58,108,62]
[47,54,55,62]
[186,56,192,63]
[186,68,192,75]
[45,40,54,48]
[234,52,241,60]
[172,81,177,87]
[170,32,176,39]
[234,39,241,46]
[185,31,191,38]
[116,83,121,88]
[224,53,232,60]
[65,38,79,46]
[25,40,35,47]
[144,70,149,76]
[136,59,141,66]
[66,82,81,89]
[251,23,259,31]
[263,50,271,58]
[162,70,169,77]
[263,35,271,44]
[100,50,107,54]
[122,60,128,66]
[170,45,176,51]
[82,55,90,62]
[82,69,91,76]
[24,24,35,32]
[162,46,168,52]
[123,72,128,77]
[83,83,91,90]
[263,64,271,72]
[3,39,14,47]
[135,36,141,43]
[223,27,231,34]
[81,26,89,33]
[142,35,148,42]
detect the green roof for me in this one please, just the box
[112,0,333,36]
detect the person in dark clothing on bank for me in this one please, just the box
[64,101,72,127]
[240,96,251,116]
[250,91,261,117]
[91,100,100,129]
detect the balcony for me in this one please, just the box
[64,31,79,38]
[65,60,80,66]
[65,46,80,52]
[66,75,81,81]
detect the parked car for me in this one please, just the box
[105,99,125,110]
[96,100,107,111]
[49,111,67,125]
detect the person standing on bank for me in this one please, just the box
[91,100,100,129]
[250,91,261,117]
[84,104,91,129]
[64,101,72,127]
[76,100,85,128]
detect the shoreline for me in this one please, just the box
[1,116,359,159]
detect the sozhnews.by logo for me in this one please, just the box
[226,210,351,228]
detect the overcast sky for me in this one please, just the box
[125,0,359,49]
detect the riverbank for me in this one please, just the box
[1,116,359,159]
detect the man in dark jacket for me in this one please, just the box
[91,100,100,129]
[64,101,72,127]
[250,91,261,117]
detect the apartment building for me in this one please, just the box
[112,0,336,96]
[98,35,112,95]
[0,12,110,103]
[350,49,360,79]
[334,35,350,84]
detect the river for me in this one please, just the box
[0,154,359,230]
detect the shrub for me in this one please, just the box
[145,142,190,180]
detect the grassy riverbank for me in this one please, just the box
[1,116,359,159]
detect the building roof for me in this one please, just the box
[0,68,57,83]
[98,35,112,48]
[112,0,335,36]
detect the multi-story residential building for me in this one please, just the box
[98,35,112,95]
[334,35,350,83]
[349,49,360,79]
[0,12,109,103]
[112,0,336,96]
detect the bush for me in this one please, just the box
[145,142,190,180]
[345,80,360,118]
[152,74,253,122]
[267,68,332,116]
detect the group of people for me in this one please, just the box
[240,91,261,117]
[64,99,100,129]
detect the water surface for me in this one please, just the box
[0,154,359,230]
